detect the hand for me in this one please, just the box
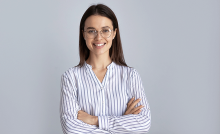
[77,110,98,126]
[123,97,144,115]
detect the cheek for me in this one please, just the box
[107,40,112,45]
[106,38,113,45]
[85,39,93,48]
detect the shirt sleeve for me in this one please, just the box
[60,73,110,134]
[98,69,151,134]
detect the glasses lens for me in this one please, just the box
[102,29,111,38]
[86,29,112,38]
[86,30,97,38]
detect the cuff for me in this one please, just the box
[98,116,109,131]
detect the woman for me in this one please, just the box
[60,4,151,134]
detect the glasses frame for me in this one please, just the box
[84,28,114,39]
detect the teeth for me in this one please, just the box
[94,43,105,46]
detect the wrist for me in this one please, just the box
[93,116,99,126]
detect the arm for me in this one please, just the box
[60,74,110,134]
[97,69,151,133]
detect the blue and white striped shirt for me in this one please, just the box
[60,61,151,134]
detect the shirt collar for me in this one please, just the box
[84,61,115,70]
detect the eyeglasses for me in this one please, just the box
[84,28,113,39]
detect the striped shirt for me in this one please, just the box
[60,61,151,134]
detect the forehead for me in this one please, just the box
[84,15,113,29]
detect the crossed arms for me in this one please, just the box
[60,70,151,134]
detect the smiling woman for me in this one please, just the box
[83,15,116,58]
[60,4,151,134]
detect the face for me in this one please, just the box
[83,15,117,56]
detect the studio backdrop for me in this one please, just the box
[0,0,219,134]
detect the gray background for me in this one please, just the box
[0,0,219,134]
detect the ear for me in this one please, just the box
[113,28,117,39]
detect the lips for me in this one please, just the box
[93,43,106,46]
[93,43,106,49]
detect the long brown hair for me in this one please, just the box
[76,4,128,68]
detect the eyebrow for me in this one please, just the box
[86,26,111,30]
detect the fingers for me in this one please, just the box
[126,98,141,112]
[130,98,141,108]
[124,97,143,115]
[127,97,135,108]
[133,109,142,114]
[78,110,86,114]
[131,105,144,114]
[78,110,83,113]
[124,104,144,115]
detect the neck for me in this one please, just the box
[86,52,112,70]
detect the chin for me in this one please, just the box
[92,50,109,55]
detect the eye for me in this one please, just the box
[88,30,96,33]
[102,29,110,33]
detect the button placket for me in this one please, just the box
[102,86,105,115]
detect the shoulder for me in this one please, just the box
[61,65,83,79]
[113,63,140,78]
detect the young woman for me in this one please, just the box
[60,4,151,134]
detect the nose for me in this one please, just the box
[95,31,103,40]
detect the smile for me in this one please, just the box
[93,43,106,46]
[92,43,106,49]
